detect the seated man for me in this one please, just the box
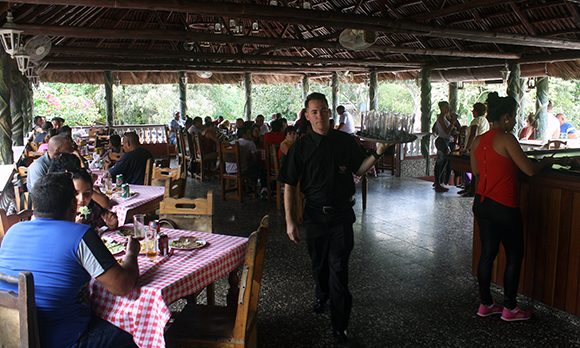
[0,173,140,348]
[28,134,75,192]
[226,126,266,194]
[108,132,153,185]
[263,119,286,146]
[556,113,577,139]
[187,116,204,136]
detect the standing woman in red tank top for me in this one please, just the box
[469,92,561,321]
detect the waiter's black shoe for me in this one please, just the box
[333,329,349,344]
[313,298,327,314]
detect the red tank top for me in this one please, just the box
[474,129,520,208]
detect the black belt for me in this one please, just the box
[306,198,355,215]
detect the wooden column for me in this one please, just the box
[507,62,525,136]
[0,51,13,164]
[331,72,339,119]
[302,74,309,100]
[369,69,378,111]
[535,76,549,141]
[104,71,114,126]
[448,82,458,115]
[244,72,252,121]
[420,68,432,175]
[22,80,33,139]
[178,71,187,118]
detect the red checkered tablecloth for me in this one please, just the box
[91,228,248,348]
[110,185,165,225]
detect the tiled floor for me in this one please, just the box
[186,174,580,348]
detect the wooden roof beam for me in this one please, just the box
[414,0,517,20]
[15,24,521,59]
[6,0,580,50]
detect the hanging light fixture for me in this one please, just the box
[235,24,244,36]
[196,71,213,79]
[269,0,279,6]
[214,22,222,34]
[457,81,464,90]
[526,77,536,90]
[303,0,312,9]
[0,11,23,57]
[251,21,259,33]
[229,19,236,29]
[14,49,31,75]
[25,66,35,78]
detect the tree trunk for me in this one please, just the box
[507,63,525,136]
[535,76,549,141]
[331,72,339,119]
[178,71,187,119]
[0,51,13,165]
[369,69,378,111]
[104,71,114,126]
[244,72,252,121]
[420,68,432,175]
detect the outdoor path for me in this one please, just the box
[186,174,580,348]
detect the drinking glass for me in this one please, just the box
[133,214,146,240]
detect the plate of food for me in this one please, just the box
[103,239,125,255]
[170,236,207,250]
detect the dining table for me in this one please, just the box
[91,227,248,348]
[108,185,165,225]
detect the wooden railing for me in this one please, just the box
[71,124,169,144]
[400,133,437,158]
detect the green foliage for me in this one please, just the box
[32,78,579,130]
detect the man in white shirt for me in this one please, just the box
[545,101,561,140]
[336,105,356,134]
[465,102,489,152]
[255,114,270,135]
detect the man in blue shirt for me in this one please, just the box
[0,173,140,348]
[108,132,153,185]
[556,113,577,139]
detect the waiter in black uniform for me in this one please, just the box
[279,92,389,343]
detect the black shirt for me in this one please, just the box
[279,130,366,207]
[109,147,153,185]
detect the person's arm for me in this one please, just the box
[503,134,555,176]
[280,141,290,155]
[355,142,391,176]
[284,184,300,244]
[469,137,480,177]
[108,156,125,177]
[92,189,111,209]
[96,237,139,296]
[465,125,478,151]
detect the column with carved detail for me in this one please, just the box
[0,51,13,164]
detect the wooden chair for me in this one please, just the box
[265,144,282,210]
[0,209,33,244]
[192,135,218,181]
[0,271,40,348]
[143,158,154,186]
[166,215,269,348]
[14,167,30,213]
[219,142,244,202]
[159,190,213,233]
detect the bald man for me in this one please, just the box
[108,132,152,185]
[28,135,74,192]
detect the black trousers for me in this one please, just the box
[473,195,524,310]
[304,211,354,331]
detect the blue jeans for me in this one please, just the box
[77,315,138,348]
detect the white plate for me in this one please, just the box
[170,238,208,250]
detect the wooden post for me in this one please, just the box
[10,64,25,146]
[0,51,13,164]
[507,62,525,136]
[535,76,549,141]
[178,71,187,119]
[331,72,339,119]
[301,75,309,100]
[369,69,378,111]
[244,72,252,121]
[448,82,458,115]
[420,68,432,175]
[104,71,114,126]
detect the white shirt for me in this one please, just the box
[469,116,489,138]
[338,111,356,134]
[259,124,270,136]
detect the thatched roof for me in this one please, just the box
[3,0,580,83]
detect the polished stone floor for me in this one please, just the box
[186,174,580,348]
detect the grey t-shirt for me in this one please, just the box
[27,153,51,193]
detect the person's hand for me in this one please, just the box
[102,211,118,229]
[286,220,300,244]
[75,214,84,224]
[125,236,140,257]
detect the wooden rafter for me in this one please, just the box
[6,0,580,50]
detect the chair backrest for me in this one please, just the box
[266,143,280,177]
[159,191,214,233]
[163,177,186,198]
[143,158,153,186]
[232,215,269,343]
[0,272,40,348]
[0,209,33,243]
[219,142,241,177]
